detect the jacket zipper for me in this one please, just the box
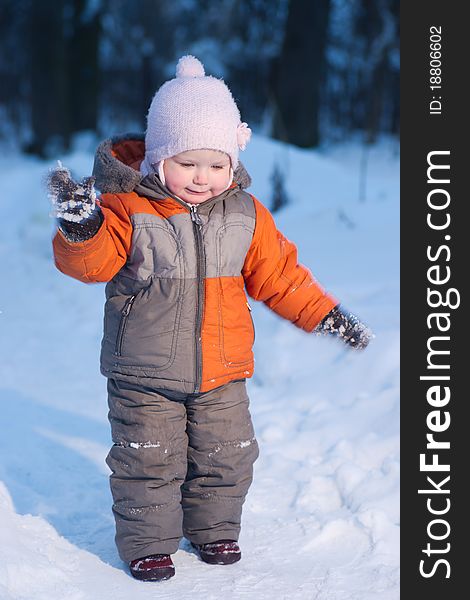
[115,295,136,356]
[151,190,210,391]
[190,205,205,393]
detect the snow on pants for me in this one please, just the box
[105,378,259,563]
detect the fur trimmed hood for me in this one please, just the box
[92,133,252,195]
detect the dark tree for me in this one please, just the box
[26,0,70,156]
[270,0,331,147]
[0,2,27,142]
[68,0,101,133]
[24,0,102,157]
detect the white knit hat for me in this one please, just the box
[141,55,251,175]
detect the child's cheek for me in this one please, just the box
[165,166,186,193]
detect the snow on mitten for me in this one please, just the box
[315,304,374,350]
[47,162,103,242]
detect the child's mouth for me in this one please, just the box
[186,189,209,195]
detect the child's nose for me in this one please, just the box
[193,169,208,185]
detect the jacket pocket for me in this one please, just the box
[105,277,182,371]
[217,278,254,367]
[114,295,136,356]
[247,302,255,344]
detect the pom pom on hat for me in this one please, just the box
[237,122,251,150]
[143,55,250,171]
[176,55,205,78]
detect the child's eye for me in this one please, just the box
[211,165,225,170]
[180,162,194,167]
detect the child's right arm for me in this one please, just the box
[48,165,132,283]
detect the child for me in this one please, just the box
[49,55,372,582]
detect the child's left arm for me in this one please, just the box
[242,197,373,350]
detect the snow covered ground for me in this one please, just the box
[0,133,399,599]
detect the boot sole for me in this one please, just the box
[191,543,241,565]
[199,552,241,565]
[130,566,175,581]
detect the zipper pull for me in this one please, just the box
[122,296,135,316]
[189,205,203,226]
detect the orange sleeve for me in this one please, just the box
[242,197,338,332]
[52,193,133,283]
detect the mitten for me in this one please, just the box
[315,304,373,350]
[47,162,103,242]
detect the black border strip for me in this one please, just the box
[401,2,466,595]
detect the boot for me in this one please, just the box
[191,540,241,565]
[129,554,175,581]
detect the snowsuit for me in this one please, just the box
[52,134,338,561]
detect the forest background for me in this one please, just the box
[0,0,399,158]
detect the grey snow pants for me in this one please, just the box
[105,378,259,563]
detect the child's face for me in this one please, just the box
[163,149,231,204]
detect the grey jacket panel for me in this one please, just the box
[201,194,255,278]
[125,213,193,281]
[101,276,198,386]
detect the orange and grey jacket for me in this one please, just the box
[53,134,338,393]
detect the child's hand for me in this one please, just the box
[47,161,97,222]
[315,305,374,350]
[47,162,103,242]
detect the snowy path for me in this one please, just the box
[0,135,399,599]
